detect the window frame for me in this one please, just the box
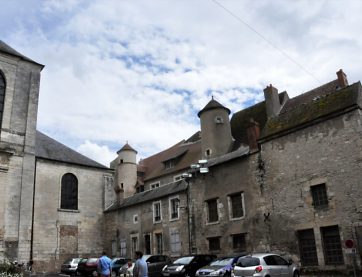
[155,233,163,254]
[206,198,219,224]
[169,196,180,221]
[231,233,246,252]
[60,173,78,211]
[150,181,160,190]
[311,183,329,209]
[207,236,221,252]
[297,228,319,266]
[321,225,344,265]
[153,201,162,223]
[228,192,245,220]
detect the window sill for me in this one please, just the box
[170,217,179,222]
[153,220,162,224]
[229,216,245,221]
[58,208,80,213]
[206,221,219,226]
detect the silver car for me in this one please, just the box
[232,253,299,277]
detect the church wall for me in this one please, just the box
[0,52,41,262]
[260,109,362,271]
[32,159,109,272]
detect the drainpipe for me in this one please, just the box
[30,157,37,268]
[186,180,192,255]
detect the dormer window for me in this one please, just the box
[164,159,176,170]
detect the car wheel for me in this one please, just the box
[293,271,300,277]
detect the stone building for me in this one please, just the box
[105,70,362,275]
[0,41,112,272]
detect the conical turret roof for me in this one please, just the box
[117,143,137,154]
[198,98,231,117]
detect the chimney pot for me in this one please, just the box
[336,69,348,88]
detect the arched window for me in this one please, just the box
[0,71,6,130]
[60,173,78,210]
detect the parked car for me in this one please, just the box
[162,255,216,277]
[61,258,82,275]
[111,258,131,276]
[119,255,171,277]
[76,258,99,276]
[232,253,300,277]
[195,255,244,277]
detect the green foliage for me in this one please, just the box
[0,259,23,277]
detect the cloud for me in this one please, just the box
[3,0,362,165]
[77,140,116,167]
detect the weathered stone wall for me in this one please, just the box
[260,109,362,271]
[33,159,109,272]
[104,189,189,259]
[0,52,41,262]
[190,154,265,255]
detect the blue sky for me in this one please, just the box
[1,0,362,165]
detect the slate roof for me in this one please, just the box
[198,98,231,117]
[0,40,44,68]
[105,180,187,212]
[36,131,109,169]
[117,143,137,154]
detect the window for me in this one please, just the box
[169,196,179,220]
[208,237,220,251]
[164,159,176,170]
[136,185,144,193]
[60,173,78,210]
[120,239,126,257]
[153,201,162,223]
[151,182,160,190]
[170,228,181,256]
[228,192,245,219]
[205,149,212,157]
[298,229,318,266]
[0,71,5,130]
[232,233,246,252]
[144,234,151,255]
[133,214,138,223]
[321,225,344,265]
[173,175,183,181]
[206,198,219,223]
[131,235,138,258]
[155,233,163,254]
[311,183,328,209]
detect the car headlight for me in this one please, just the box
[176,265,184,272]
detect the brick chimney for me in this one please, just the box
[263,84,281,118]
[247,118,260,151]
[336,69,348,88]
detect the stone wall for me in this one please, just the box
[32,159,110,272]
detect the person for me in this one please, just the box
[133,251,148,277]
[98,251,112,277]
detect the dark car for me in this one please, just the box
[162,255,216,277]
[111,257,131,277]
[61,258,82,275]
[195,256,243,277]
[76,258,99,276]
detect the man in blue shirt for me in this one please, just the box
[98,251,112,277]
[133,251,148,277]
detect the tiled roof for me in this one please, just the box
[0,40,44,68]
[198,98,231,117]
[105,180,187,212]
[261,82,361,140]
[117,143,137,154]
[36,131,109,169]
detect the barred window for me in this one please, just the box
[155,233,163,254]
[207,198,219,223]
[208,237,220,251]
[298,229,318,266]
[60,173,78,210]
[170,197,179,220]
[232,233,246,252]
[229,193,245,219]
[321,225,344,265]
[153,201,162,223]
[311,184,328,208]
[0,71,6,130]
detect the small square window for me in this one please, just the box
[208,237,220,251]
[311,184,328,208]
[232,233,246,252]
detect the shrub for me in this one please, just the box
[0,259,23,277]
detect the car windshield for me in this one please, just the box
[237,257,260,267]
[88,258,98,263]
[210,258,233,266]
[74,258,81,263]
[80,258,88,263]
[173,257,194,265]
[63,259,73,264]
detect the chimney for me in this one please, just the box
[263,84,281,118]
[247,118,260,151]
[336,69,348,88]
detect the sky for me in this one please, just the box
[1,0,362,166]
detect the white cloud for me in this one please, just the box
[77,140,116,167]
[3,0,362,165]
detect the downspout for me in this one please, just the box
[186,179,192,255]
[30,157,37,266]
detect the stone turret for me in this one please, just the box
[115,143,137,200]
[198,98,233,159]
